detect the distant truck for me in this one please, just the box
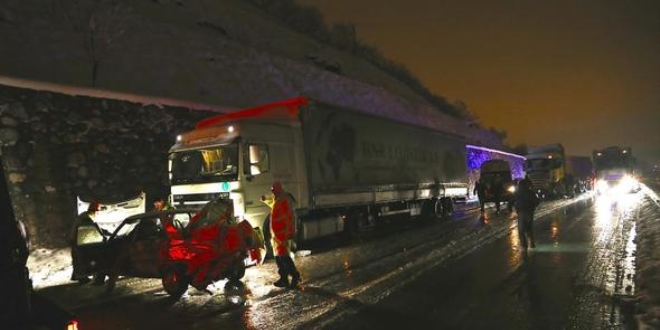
[477,159,516,212]
[564,155,594,195]
[525,143,592,198]
[168,97,468,242]
[593,146,639,193]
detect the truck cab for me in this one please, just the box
[525,144,566,199]
[593,146,639,194]
[478,159,516,211]
[168,118,306,238]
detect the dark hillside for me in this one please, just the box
[0,0,504,147]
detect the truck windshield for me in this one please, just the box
[525,159,561,171]
[170,144,239,184]
[481,172,511,181]
[594,156,631,171]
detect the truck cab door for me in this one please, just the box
[243,143,274,225]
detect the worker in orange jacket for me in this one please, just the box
[262,182,300,288]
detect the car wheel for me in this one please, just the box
[105,274,117,293]
[228,262,246,283]
[162,267,188,299]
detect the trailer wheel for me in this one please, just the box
[344,212,362,239]
[433,198,453,219]
[434,199,445,219]
[420,199,438,221]
[344,207,375,239]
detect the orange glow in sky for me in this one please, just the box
[300,0,660,165]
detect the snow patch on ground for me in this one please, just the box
[28,248,74,289]
[633,183,660,329]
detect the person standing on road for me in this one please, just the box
[474,179,488,213]
[69,201,107,284]
[262,182,301,288]
[514,179,540,250]
[493,175,504,213]
[521,175,533,190]
[153,196,175,211]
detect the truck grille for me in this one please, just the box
[173,192,230,204]
[528,173,550,189]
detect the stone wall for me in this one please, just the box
[0,84,212,249]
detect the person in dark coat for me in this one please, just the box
[520,175,533,189]
[514,179,540,250]
[69,201,108,284]
[474,179,488,213]
[492,175,504,213]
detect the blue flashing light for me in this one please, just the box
[466,145,526,179]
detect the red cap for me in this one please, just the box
[87,201,101,212]
[271,182,283,194]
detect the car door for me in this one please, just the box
[126,217,166,278]
[74,224,109,276]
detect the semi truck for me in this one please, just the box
[593,146,639,193]
[476,159,516,212]
[168,97,468,242]
[525,143,592,198]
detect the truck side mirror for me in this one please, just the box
[246,144,269,177]
[250,164,262,175]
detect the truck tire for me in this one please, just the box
[344,216,358,238]
[434,199,445,219]
[440,198,453,218]
[162,267,189,299]
[420,199,436,221]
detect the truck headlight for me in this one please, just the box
[619,175,638,191]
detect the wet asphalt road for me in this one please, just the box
[43,189,654,329]
[329,192,644,330]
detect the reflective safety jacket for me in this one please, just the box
[269,195,294,256]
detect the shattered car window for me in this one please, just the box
[114,220,139,238]
[189,198,236,230]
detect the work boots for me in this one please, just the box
[273,277,289,288]
[290,272,301,289]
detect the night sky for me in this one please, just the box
[299,0,660,166]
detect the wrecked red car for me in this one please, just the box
[76,198,265,298]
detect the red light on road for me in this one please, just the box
[67,320,79,330]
